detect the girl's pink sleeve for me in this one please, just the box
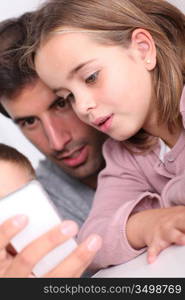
[162,172,185,207]
[78,138,161,271]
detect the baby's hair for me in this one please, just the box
[0,143,35,178]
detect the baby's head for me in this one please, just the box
[0,143,35,199]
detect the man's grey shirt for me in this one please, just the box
[36,159,94,227]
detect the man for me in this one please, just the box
[0,13,106,227]
[0,12,105,277]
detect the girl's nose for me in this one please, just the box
[74,95,96,117]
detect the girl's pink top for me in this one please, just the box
[78,87,185,271]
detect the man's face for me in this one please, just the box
[1,80,105,181]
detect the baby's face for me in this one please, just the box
[0,161,32,199]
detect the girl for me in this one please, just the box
[26,0,185,271]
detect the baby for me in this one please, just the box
[0,143,77,277]
[0,143,101,277]
[0,143,35,199]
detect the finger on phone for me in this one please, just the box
[5,220,78,277]
[0,215,28,251]
[45,234,102,278]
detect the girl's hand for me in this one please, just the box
[126,206,185,263]
[144,206,185,263]
[0,215,102,277]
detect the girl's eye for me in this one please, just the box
[85,71,99,84]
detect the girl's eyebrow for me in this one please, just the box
[53,59,96,93]
[68,59,96,79]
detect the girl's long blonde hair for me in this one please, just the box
[25,0,185,151]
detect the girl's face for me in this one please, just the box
[35,29,156,141]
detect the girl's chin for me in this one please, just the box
[110,132,136,142]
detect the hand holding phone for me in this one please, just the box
[0,180,77,277]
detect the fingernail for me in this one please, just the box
[86,234,102,252]
[148,254,155,264]
[180,236,185,244]
[12,215,28,227]
[60,221,78,236]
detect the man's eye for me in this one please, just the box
[20,117,36,128]
[66,93,74,102]
[56,97,67,108]
[56,95,74,108]
[85,71,99,84]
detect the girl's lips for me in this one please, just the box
[62,145,88,167]
[98,115,113,133]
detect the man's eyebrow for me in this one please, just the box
[53,59,96,93]
[13,96,62,123]
[13,116,34,124]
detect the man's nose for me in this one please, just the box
[42,115,72,151]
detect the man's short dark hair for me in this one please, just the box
[0,12,38,118]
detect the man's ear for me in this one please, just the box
[131,28,156,70]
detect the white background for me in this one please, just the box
[0,0,45,21]
[0,0,184,168]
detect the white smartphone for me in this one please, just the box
[0,179,77,277]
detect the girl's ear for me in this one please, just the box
[131,28,157,71]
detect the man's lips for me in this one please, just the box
[57,145,88,167]
[60,146,84,159]
[92,114,113,133]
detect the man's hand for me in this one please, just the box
[0,215,102,277]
